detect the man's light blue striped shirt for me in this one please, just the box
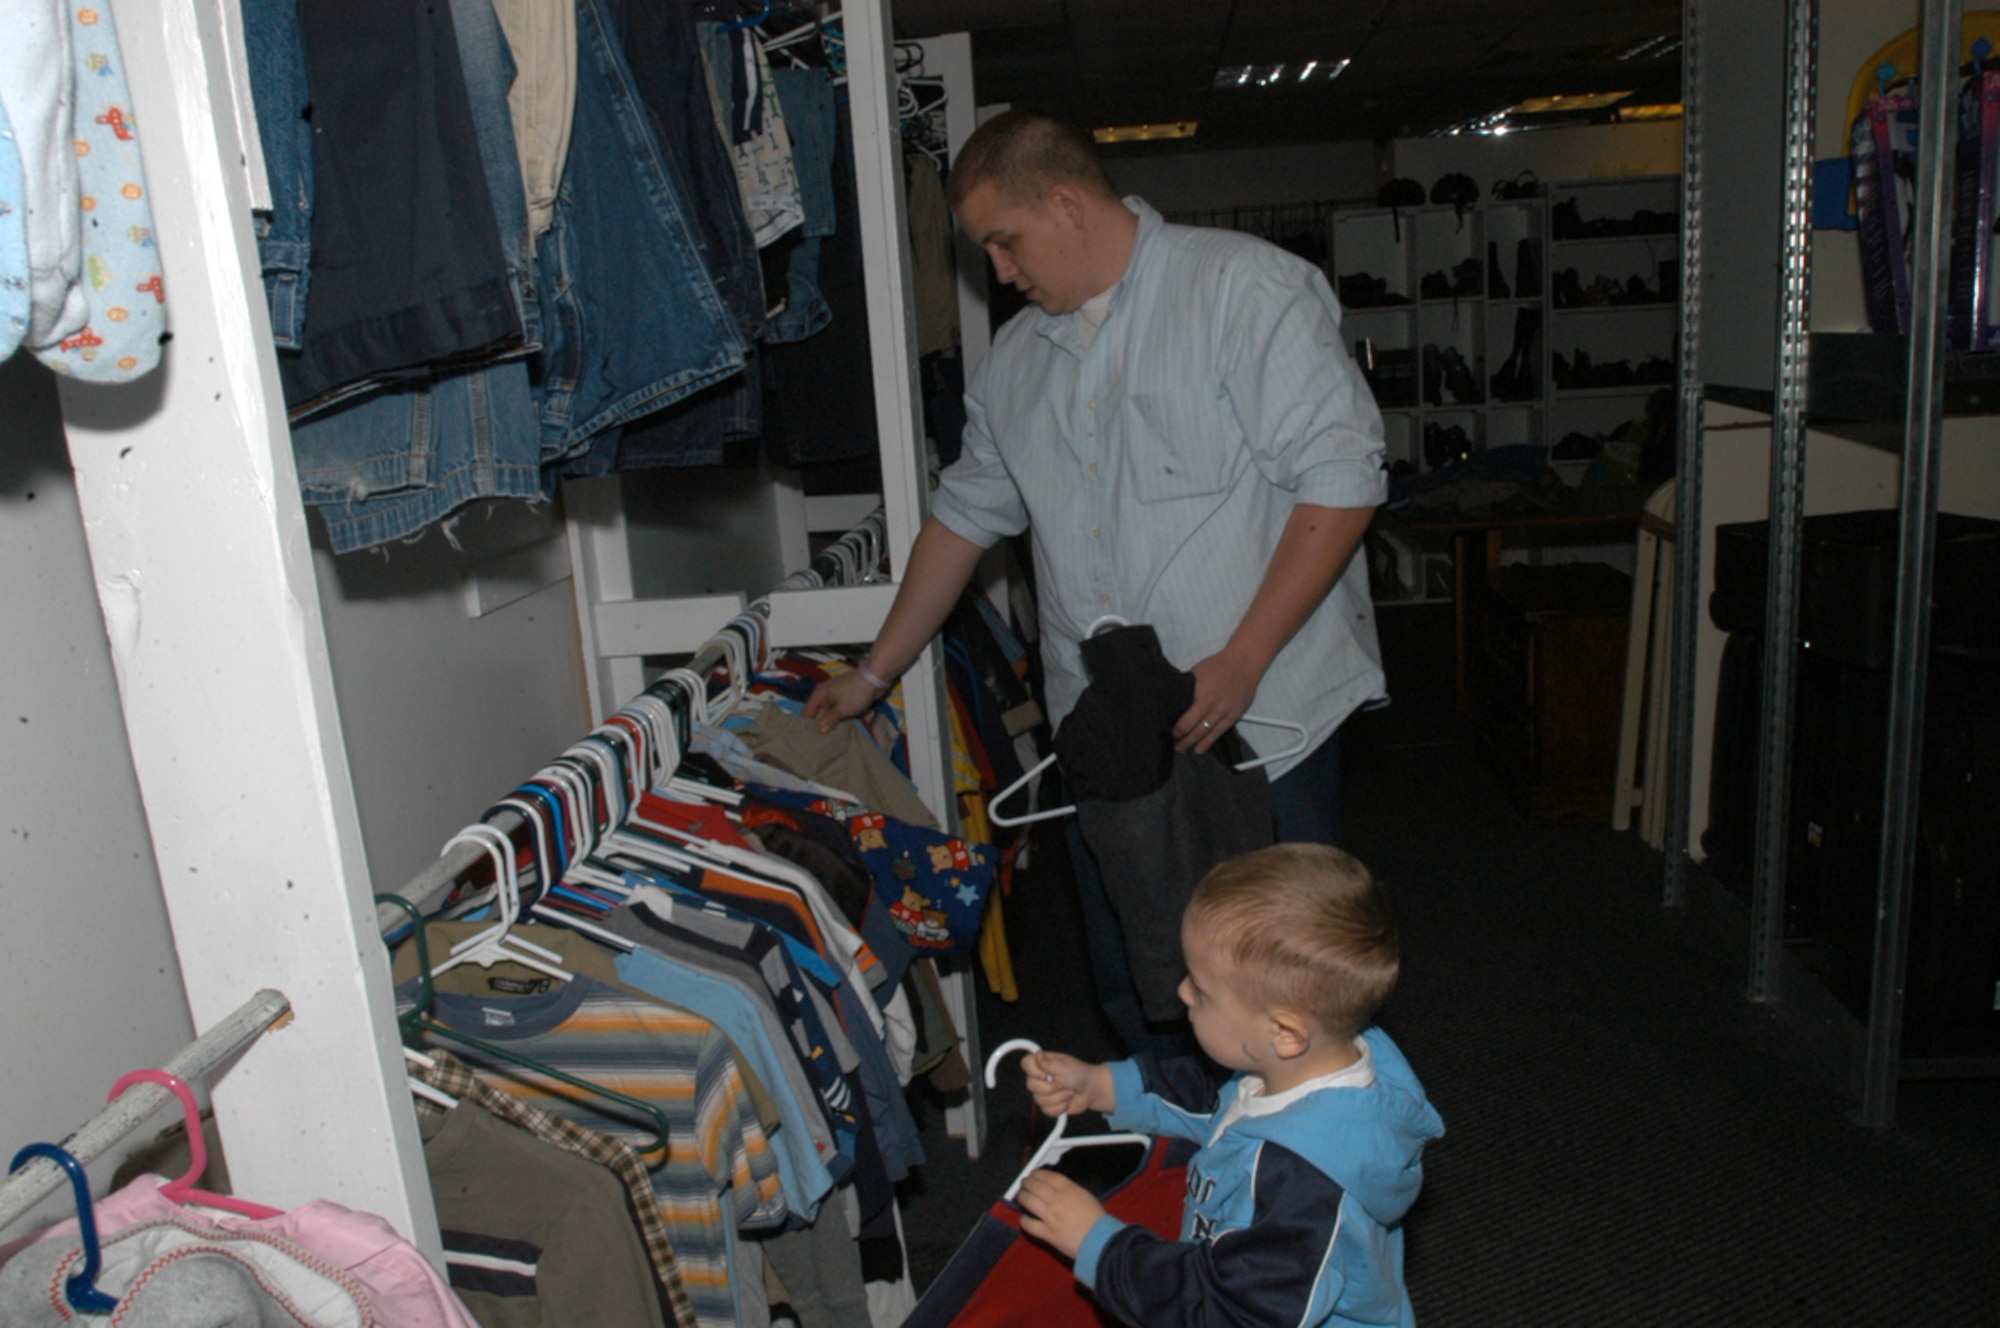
[932,197,1388,778]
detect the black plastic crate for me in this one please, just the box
[1710,509,2000,669]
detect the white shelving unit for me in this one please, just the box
[1338,177,1679,604]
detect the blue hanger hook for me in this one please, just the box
[719,0,769,32]
[8,1144,119,1312]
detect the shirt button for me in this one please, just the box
[1092,529,1100,539]
[1088,400,1097,410]
[1099,594,1110,603]
[1088,463,1098,473]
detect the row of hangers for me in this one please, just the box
[380,501,901,1146]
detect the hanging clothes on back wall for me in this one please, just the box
[238,0,953,553]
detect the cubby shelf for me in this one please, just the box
[1336,175,1680,604]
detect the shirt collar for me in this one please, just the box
[1031,195,1161,355]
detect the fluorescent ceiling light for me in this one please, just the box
[1093,121,1199,143]
[1508,91,1633,115]
[1617,102,1685,121]
[1212,57,1350,90]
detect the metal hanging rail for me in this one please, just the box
[0,989,292,1232]
[1860,0,1964,1128]
[1664,0,1708,909]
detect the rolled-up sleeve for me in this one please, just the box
[929,368,1029,548]
[1220,265,1387,511]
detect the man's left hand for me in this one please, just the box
[1017,1169,1108,1260]
[1173,649,1264,754]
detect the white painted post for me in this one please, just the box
[54,0,437,1257]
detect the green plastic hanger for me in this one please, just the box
[376,893,672,1168]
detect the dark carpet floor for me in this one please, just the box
[897,603,2000,1325]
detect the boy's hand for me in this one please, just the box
[1017,1169,1108,1260]
[1022,1051,1114,1118]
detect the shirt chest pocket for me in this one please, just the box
[1121,382,1238,503]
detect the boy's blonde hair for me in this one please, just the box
[1184,844,1399,1041]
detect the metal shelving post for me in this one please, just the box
[1665,0,1707,908]
[1748,0,1819,1006]
[1860,0,1964,1128]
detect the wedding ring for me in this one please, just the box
[1200,719,1214,729]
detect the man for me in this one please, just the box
[805,109,1386,1044]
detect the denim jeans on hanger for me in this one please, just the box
[532,0,748,465]
[287,0,545,554]
[294,364,545,554]
[615,0,764,343]
[591,0,768,472]
[282,0,521,412]
[765,67,837,346]
[449,0,540,348]
[762,88,879,465]
[240,0,313,348]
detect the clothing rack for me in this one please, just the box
[0,989,292,1232]
[377,506,893,934]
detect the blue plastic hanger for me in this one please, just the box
[719,0,769,33]
[8,1144,119,1312]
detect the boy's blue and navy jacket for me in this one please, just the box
[1072,1028,1444,1328]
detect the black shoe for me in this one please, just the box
[1552,350,1574,390]
[1487,241,1510,299]
[1515,238,1541,297]
[1422,345,1443,405]
[1420,270,1452,301]
[1489,307,1541,401]
[1553,267,1583,308]
[1552,197,1584,239]
[1438,346,1482,404]
[1452,257,1484,297]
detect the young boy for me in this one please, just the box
[1017,844,1444,1328]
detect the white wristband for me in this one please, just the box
[856,657,893,692]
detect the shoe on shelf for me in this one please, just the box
[1552,197,1584,239]
[1437,345,1482,404]
[1420,270,1453,300]
[1515,238,1541,297]
[1553,267,1583,308]
[1487,241,1510,299]
[1452,257,1484,297]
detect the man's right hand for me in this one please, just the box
[804,668,888,734]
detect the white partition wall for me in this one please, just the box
[48,0,437,1254]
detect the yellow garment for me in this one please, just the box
[978,886,1019,1003]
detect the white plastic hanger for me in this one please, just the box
[984,1039,1150,1203]
[432,823,574,982]
[402,1046,459,1110]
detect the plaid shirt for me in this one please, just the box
[414,1050,698,1328]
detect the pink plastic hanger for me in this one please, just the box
[107,1070,285,1220]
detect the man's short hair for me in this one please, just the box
[1184,844,1400,1041]
[946,108,1121,210]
